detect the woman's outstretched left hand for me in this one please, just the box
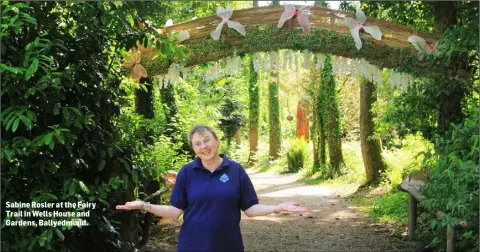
[276,202,308,213]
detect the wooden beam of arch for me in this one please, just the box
[169,6,437,48]
[146,5,464,79]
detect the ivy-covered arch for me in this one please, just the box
[145,5,441,78]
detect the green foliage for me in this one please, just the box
[374,73,438,147]
[219,99,246,147]
[152,135,191,173]
[248,55,260,130]
[150,25,441,79]
[268,78,281,158]
[322,56,342,141]
[369,193,409,228]
[357,2,435,32]
[284,138,308,173]
[314,56,327,168]
[0,1,183,251]
[380,134,434,192]
[417,107,479,251]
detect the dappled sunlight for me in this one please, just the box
[259,185,333,197]
[242,215,286,223]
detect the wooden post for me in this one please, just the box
[408,194,418,240]
[446,226,455,252]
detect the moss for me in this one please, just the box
[147,25,441,78]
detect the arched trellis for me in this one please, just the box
[143,5,445,79]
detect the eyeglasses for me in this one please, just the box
[193,138,212,149]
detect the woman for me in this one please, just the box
[116,124,308,251]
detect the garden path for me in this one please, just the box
[146,171,424,251]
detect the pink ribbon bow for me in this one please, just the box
[277,5,313,34]
[344,8,382,50]
[123,50,147,80]
[408,35,435,54]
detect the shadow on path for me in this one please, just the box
[241,171,424,252]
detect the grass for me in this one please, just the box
[297,140,366,186]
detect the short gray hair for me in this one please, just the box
[189,124,219,143]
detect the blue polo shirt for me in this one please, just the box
[170,154,259,252]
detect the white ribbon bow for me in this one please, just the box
[277,5,313,34]
[344,8,382,50]
[210,4,246,40]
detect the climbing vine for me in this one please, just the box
[268,75,281,159]
[316,56,327,169]
[148,26,442,79]
[321,54,344,177]
[248,55,260,131]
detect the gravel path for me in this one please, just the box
[241,171,423,252]
[146,171,424,252]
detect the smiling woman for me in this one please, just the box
[189,124,222,171]
[116,124,309,252]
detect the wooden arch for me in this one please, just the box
[149,6,441,77]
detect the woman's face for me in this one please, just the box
[191,131,219,162]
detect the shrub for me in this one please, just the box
[285,137,308,173]
[417,107,479,251]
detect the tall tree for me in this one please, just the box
[321,55,344,178]
[359,78,387,184]
[309,55,324,171]
[315,58,327,170]
[430,2,466,135]
[248,55,260,163]
[268,71,281,159]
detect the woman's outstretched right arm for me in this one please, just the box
[116,201,183,220]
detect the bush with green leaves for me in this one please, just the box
[417,107,479,251]
[0,2,183,251]
[284,137,308,173]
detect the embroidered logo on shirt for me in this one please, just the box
[219,174,229,183]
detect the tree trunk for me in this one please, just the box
[235,130,242,148]
[248,55,259,163]
[135,77,159,248]
[312,110,319,168]
[136,77,154,120]
[253,1,258,7]
[360,78,386,184]
[160,83,179,137]
[431,2,464,135]
[137,77,155,144]
[322,57,344,178]
[269,71,281,159]
[310,57,320,170]
[327,106,344,178]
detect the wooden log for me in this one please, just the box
[446,226,455,252]
[408,194,418,240]
[408,188,426,202]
